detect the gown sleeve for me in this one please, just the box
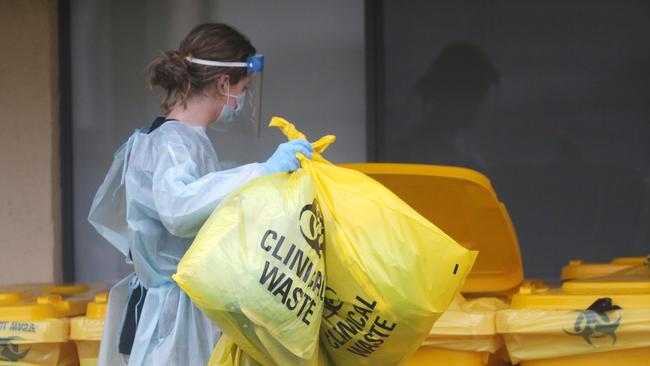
[151,130,263,238]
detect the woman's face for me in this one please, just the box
[222,74,252,110]
[208,74,253,125]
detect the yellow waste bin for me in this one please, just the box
[0,284,103,366]
[411,295,509,366]
[341,164,524,366]
[496,270,650,366]
[70,293,107,366]
[561,255,649,281]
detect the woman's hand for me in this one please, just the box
[262,139,314,174]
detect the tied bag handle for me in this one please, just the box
[268,117,336,164]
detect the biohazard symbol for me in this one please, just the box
[0,337,30,362]
[299,199,325,257]
[564,310,622,346]
[323,287,343,319]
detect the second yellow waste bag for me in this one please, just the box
[270,118,478,365]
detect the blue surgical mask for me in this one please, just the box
[216,84,245,125]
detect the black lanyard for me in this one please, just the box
[148,116,176,134]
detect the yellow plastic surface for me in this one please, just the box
[423,296,507,352]
[340,163,523,294]
[498,271,650,363]
[405,347,490,366]
[612,256,648,265]
[402,295,509,365]
[0,318,69,344]
[0,342,79,366]
[427,296,501,335]
[69,292,108,366]
[70,317,104,342]
[406,346,510,366]
[74,340,100,366]
[84,293,108,320]
[497,306,650,363]
[0,284,104,365]
[511,270,650,309]
[521,347,650,366]
[561,256,649,281]
[0,284,105,321]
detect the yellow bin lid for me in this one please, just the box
[70,293,108,341]
[511,266,650,310]
[0,284,106,321]
[340,163,523,294]
[85,292,108,319]
[561,255,649,281]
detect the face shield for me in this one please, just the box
[185,55,264,137]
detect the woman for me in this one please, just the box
[89,23,313,366]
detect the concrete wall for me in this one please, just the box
[0,0,61,285]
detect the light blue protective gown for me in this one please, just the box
[88,120,262,365]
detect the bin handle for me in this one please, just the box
[518,279,549,295]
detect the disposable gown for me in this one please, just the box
[88,120,262,365]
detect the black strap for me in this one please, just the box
[118,116,170,355]
[148,116,175,134]
[118,283,148,355]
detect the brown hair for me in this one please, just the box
[147,23,256,114]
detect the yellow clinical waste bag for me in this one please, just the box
[269,118,478,365]
[342,163,525,366]
[174,132,334,365]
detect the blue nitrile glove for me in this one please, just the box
[262,139,314,174]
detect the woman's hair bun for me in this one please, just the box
[148,50,190,92]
